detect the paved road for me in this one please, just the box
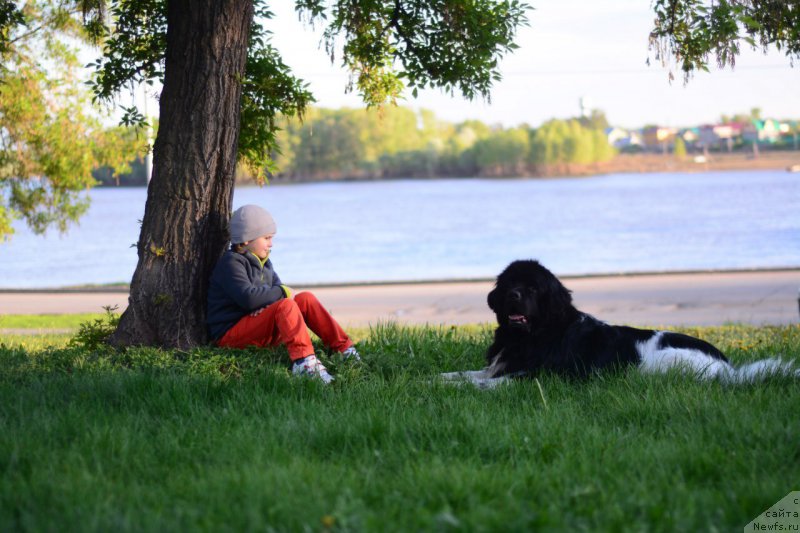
[1,270,798,328]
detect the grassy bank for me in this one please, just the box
[1,320,799,532]
[0,313,108,331]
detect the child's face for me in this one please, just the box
[244,234,274,260]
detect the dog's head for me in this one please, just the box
[487,260,575,332]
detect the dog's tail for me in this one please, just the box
[718,357,800,384]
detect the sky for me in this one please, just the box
[266,0,799,130]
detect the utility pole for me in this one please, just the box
[142,85,154,184]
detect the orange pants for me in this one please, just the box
[217,291,353,360]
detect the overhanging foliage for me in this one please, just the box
[650,0,800,82]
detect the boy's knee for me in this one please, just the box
[275,297,301,315]
[293,291,318,307]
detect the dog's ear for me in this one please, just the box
[487,285,502,312]
[542,274,573,317]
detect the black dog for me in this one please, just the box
[485,259,731,378]
[442,260,793,387]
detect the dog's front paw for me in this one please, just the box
[439,368,511,389]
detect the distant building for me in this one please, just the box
[605,127,627,145]
[679,127,700,149]
[697,125,716,148]
[742,119,782,144]
[717,123,743,139]
[605,127,644,150]
[642,126,677,152]
[779,121,799,149]
[628,130,644,148]
[697,123,742,151]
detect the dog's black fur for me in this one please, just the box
[485,260,728,378]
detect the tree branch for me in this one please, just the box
[9,7,82,46]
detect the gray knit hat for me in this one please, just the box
[229,205,277,243]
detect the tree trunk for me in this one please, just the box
[109,0,254,349]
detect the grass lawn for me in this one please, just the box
[1,318,799,532]
[0,313,108,331]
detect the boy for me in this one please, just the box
[207,205,360,383]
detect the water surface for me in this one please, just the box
[1,170,797,288]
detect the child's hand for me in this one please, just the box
[281,285,294,298]
[250,307,266,317]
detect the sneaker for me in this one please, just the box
[292,355,334,384]
[341,346,362,362]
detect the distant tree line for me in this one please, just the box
[96,106,616,186]
[266,106,616,182]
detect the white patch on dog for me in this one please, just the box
[636,332,799,383]
[636,332,732,379]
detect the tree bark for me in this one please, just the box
[109,0,254,349]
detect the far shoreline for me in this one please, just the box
[259,151,800,184]
[264,150,800,183]
[97,150,800,188]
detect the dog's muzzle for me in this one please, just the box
[508,314,529,328]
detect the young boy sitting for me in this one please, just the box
[207,204,360,383]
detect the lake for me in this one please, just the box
[1,170,798,289]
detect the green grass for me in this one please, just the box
[1,320,799,532]
[0,313,108,330]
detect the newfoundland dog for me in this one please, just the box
[441,260,795,388]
